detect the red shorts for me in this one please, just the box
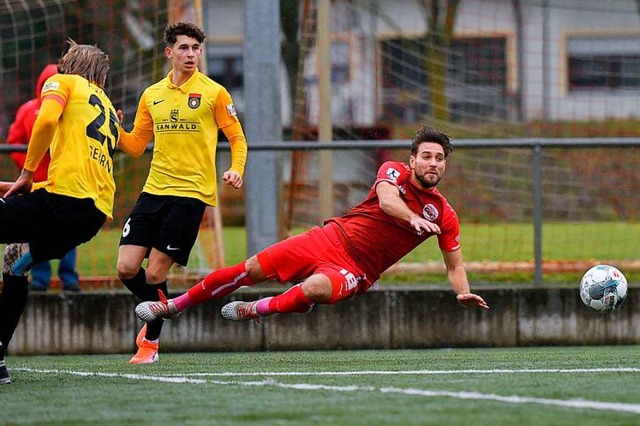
[256,225,373,304]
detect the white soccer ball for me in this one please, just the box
[579,265,628,313]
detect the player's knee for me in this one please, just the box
[301,280,332,304]
[116,259,139,280]
[245,256,267,282]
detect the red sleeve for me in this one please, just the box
[437,203,461,252]
[374,161,409,188]
[6,105,29,170]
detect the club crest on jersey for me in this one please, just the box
[385,167,400,182]
[422,204,439,221]
[188,93,201,109]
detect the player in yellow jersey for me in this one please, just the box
[116,22,248,364]
[0,41,124,384]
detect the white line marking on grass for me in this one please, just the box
[176,367,640,377]
[15,368,640,415]
[15,368,207,384]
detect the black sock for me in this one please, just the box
[0,274,29,358]
[145,281,168,341]
[120,268,149,300]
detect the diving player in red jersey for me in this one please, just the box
[135,126,489,325]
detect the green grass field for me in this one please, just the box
[67,222,640,285]
[1,346,638,425]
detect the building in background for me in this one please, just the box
[205,0,640,127]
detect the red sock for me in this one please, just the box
[185,262,255,306]
[262,284,314,315]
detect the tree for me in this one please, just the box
[281,0,302,109]
[416,0,461,122]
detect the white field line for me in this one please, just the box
[14,367,640,415]
[172,367,640,377]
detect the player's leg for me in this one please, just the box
[183,254,267,304]
[58,248,80,291]
[29,260,52,291]
[135,226,324,322]
[221,272,331,322]
[0,191,42,384]
[221,279,320,322]
[117,192,164,300]
[0,243,32,384]
[0,190,106,382]
[119,245,165,364]
[222,263,367,321]
[117,245,150,297]
[129,195,206,363]
[128,249,173,364]
[221,228,360,321]
[135,255,266,322]
[117,196,161,363]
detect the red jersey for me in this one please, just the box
[326,161,460,282]
[6,64,58,182]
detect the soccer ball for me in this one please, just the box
[579,265,628,313]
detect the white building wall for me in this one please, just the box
[542,0,640,120]
[206,0,640,124]
[205,0,244,38]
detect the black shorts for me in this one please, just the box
[119,192,207,266]
[0,188,106,263]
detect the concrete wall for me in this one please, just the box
[7,287,638,355]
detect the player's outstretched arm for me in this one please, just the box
[117,96,154,158]
[456,293,489,309]
[442,248,489,310]
[376,181,441,235]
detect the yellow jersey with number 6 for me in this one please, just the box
[40,74,119,219]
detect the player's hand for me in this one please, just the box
[222,170,243,189]
[456,293,490,310]
[409,215,440,235]
[116,109,124,125]
[4,169,34,197]
[0,181,13,197]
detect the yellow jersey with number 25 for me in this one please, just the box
[39,74,120,219]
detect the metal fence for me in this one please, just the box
[2,138,639,285]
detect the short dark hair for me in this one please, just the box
[411,126,453,158]
[164,22,206,46]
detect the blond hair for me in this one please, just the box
[57,40,110,88]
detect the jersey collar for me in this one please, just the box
[166,68,199,93]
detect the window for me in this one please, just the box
[449,37,506,86]
[380,36,507,121]
[207,45,243,90]
[567,36,640,91]
[209,56,243,90]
